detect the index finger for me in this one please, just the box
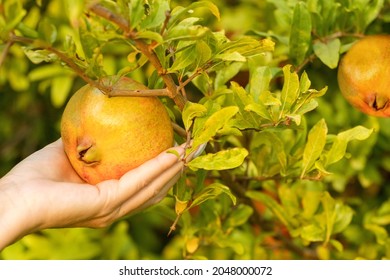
[117,144,185,196]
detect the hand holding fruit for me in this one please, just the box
[0,138,186,250]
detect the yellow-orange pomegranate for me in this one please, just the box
[337,34,390,117]
[61,76,174,185]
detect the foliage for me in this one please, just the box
[1,0,390,260]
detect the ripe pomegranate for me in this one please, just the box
[337,34,390,117]
[61,76,174,184]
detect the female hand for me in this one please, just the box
[0,138,186,250]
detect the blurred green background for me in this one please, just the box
[1,0,390,259]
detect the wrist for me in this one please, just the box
[0,176,35,251]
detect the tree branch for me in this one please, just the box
[88,3,187,110]
[8,35,106,91]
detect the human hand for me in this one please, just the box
[0,138,186,250]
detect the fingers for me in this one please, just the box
[119,159,184,214]
[116,144,185,198]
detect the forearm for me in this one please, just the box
[0,177,32,251]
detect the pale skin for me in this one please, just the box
[0,138,186,251]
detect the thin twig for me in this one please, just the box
[0,39,13,69]
[160,10,171,36]
[171,122,187,138]
[177,69,202,92]
[88,3,131,33]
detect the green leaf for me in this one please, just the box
[79,31,100,59]
[313,38,341,69]
[301,181,325,219]
[332,203,354,234]
[190,183,236,208]
[280,65,300,117]
[278,185,300,218]
[135,31,163,43]
[249,66,272,102]
[140,0,170,29]
[217,37,274,58]
[51,75,73,108]
[363,0,385,27]
[2,0,27,33]
[324,126,373,167]
[301,118,328,178]
[195,40,212,67]
[299,71,311,93]
[214,62,244,89]
[23,48,58,64]
[182,102,208,131]
[330,239,344,252]
[192,106,239,151]
[245,103,270,120]
[128,0,146,29]
[223,204,253,230]
[168,43,198,72]
[300,223,325,242]
[165,18,209,41]
[215,62,244,88]
[169,1,220,28]
[65,0,85,27]
[215,51,246,62]
[321,192,336,243]
[251,131,287,175]
[38,19,57,44]
[289,2,312,65]
[28,64,70,81]
[246,191,293,230]
[188,147,248,171]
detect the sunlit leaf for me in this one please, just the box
[301,181,324,219]
[51,75,73,108]
[135,30,163,43]
[140,0,170,29]
[182,102,207,131]
[289,2,312,65]
[301,118,327,178]
[165,18,209,41]
[38,19,57,44]
[324,126,373,167]
[301,223,325,242]
[23,48,58,64]
[313,38,340,69]
[215,51,246,62]
[169,0,220,28]
[190,183,236,208]
[321,192,336,243]
[332,202,354,234]
[188,147,248,170]
[249,66,272,102]
[223,204,253,230]
[280,65,299,116]
[246,191,294,230]
[192,106,239,150]
[215,62,244,88]
[168,43,198,72]
[2,0,26,33]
